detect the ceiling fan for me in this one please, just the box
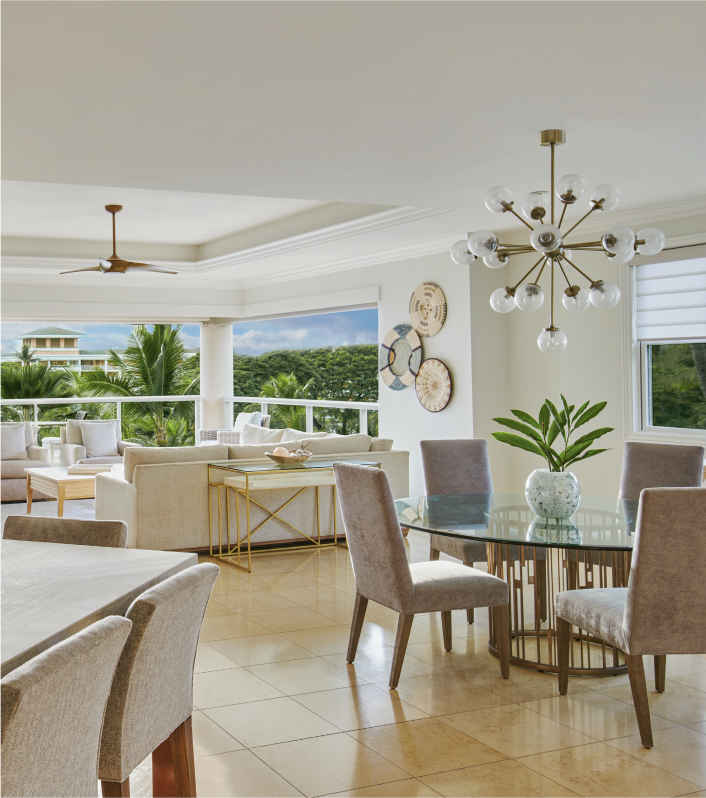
[61,205,179,276]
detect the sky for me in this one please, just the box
[0,309,378,358]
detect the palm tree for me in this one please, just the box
[76,325,199,446]
[0,362,70,421]
[255,373,314,431]
[14,343,37,366]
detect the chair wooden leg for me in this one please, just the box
[626,654,653,749]
[654,655,666,692]
[153,735,178,797]
[102,778,130,797]
[389,614,414,689]
[493,604,510,678]
[536,559,548,622]
[557,616,571,695]
[347,593,369,663]
[463,562,475,624]
[441,610,452,651]
[430,546,440,561]
[170,716,197,798]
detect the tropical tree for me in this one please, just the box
[253,373,314,431]
[14,343,37,366]
[0,362,70,421]
[76,325,199,446]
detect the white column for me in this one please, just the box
[199,322,234,430]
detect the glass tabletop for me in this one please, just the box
[395,493,637,551]
[208,459,381,473]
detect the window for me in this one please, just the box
[50,339,61,348]
[634,248,706,435]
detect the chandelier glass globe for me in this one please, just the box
[562,287,591,312]
[530,224,562,254]
[637,228,666,256]
[602,225,635,257]
[522,193,550,222]
[490,287,516,313]
[590,183,620,211]
[590,280,621,309]
[450,239,475,266]
[556,174,586,204]
[515,283,545,312]
[537,328,567,354]
[483,251,508,269]
[605,249,634,264]
[484,186,513,214]
[469,230,498,257]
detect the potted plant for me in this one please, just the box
[492,397,613,519]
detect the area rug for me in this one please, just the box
[1,498,96,531]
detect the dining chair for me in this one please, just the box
[1,616,132,798]
[3,516,128,548]
[555,487,706,748]
[619,441,704,499]
[98,562,219,798]
[333,462,510,689]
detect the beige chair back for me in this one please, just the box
[98,563,219,783]
[1,616,132,798]
[333,462,413,613]
[619,441,704,499]
[421,439,493,496]
[3,516,128,548]
[624,487,706,655]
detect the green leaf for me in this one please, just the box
[564,448,611,467]
[572,401,590,421]
[510,409,541,430]
[560,394,571,423]
[535,440,562,470]
[546,419,561,446]
[493,417,543,442]
[491,431,547,459]
[573,401,608,429]
[538,403,550,434]
[545,400,567,442]
[560,439,596,464]
[570,426,614,449]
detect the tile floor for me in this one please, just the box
[132,530,706,797]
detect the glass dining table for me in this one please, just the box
[395,492,637,677]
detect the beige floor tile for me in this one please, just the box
[252,732,408,798]
[272,585,352,606]
[310,570,358,590]
[195,642,242,674]
[323,648,437,684]
[210,633,317,666]
[249,572,320,592]
[193,667,284,709]
[360,620,445,647]
[349,717,506,777]
[281,626,384,657]
[192,710,243,757]
[673,671,706,693]
[419,759,580,797]
[125,765,153,798]
[606,725,706,789]
[522,690,676,742]
[294,684,429,731]
[439,704,594,758]
[204,696,340,748]
[415,609,490,629]
[204,598,232,617]
[598,679,706,725]
[196,748,304,797]
[405,638,495,672]
[688,721,706,735]
[220,590,302,613]
[247,656,365,695]
[322,778,441,797]
[199,614,272,642]
[460,663,567,703]
[247,607,342,633]
[210,579,268,598]
[518,741,701,797]
[313,602,358,624]
[377,671,513,717]
[646,655,706,679]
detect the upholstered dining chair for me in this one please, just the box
[555,487,706,749]
[98,563,219,798]
[619,441,704,499]
[1,616,132,798]
[3,516,128,548]
[334,462,510,689]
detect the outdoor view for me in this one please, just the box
[0,310,379,446]
[648,342,706,430]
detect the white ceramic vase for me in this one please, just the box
[525,469,581,519]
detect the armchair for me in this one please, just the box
[61,419,140,466]
[1,421,53,501]
[196,412,271,446]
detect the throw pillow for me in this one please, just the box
[299,433,372,455]
[234,411,262,432]
[370,438,394,452]
[240,424,284,445]
[2,421,35,448]
[280,428,330,443]
[79,421,119,458]
[66,418,84,445]
[1,424,29,460]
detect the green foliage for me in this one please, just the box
[14,344,37,366]
[650,343,706,430]
[252,373,315,431]
[493,395,613,472]
[1,362,72,422]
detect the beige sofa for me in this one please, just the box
[95,434,409,550]
[1,422,53,501]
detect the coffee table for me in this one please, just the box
[25,466,97,517]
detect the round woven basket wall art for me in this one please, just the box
[416,358,452,412]
[379,324,423,391]
[409,282,447,338]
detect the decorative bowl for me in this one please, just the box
[265,450,312,465]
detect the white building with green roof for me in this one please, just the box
[2,326,120,372]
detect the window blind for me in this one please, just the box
[635,254,706,341]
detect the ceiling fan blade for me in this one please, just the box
[60,266,103,274]
[125,262,179,274]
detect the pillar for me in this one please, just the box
[199,322,234,430]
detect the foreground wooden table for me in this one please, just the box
[25,466,97,517]
[1,540,198,676]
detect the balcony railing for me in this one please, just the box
[228,396,378,435]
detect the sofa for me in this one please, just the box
[95,432,409,550]
[61,419,140,466]
[1,421,53,501]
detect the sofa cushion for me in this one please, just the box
[370,438,393,452]
[79,421,119,458]
[241,424,284,445]
[123,444,228,483]
[234,411,262,432]
[1,425,28,460]
[77,456,123,465]
[227,441,300,460]
[300,433,372,455]
[67,419,120,446]
[2,459,53,478]
[280,428,330,443]
[2,421,36,449]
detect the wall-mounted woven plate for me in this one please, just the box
[379,324,422,391]
[409,282,447,338]
[416,358,452,412]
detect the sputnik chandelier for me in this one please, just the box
[450,129,666,353]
